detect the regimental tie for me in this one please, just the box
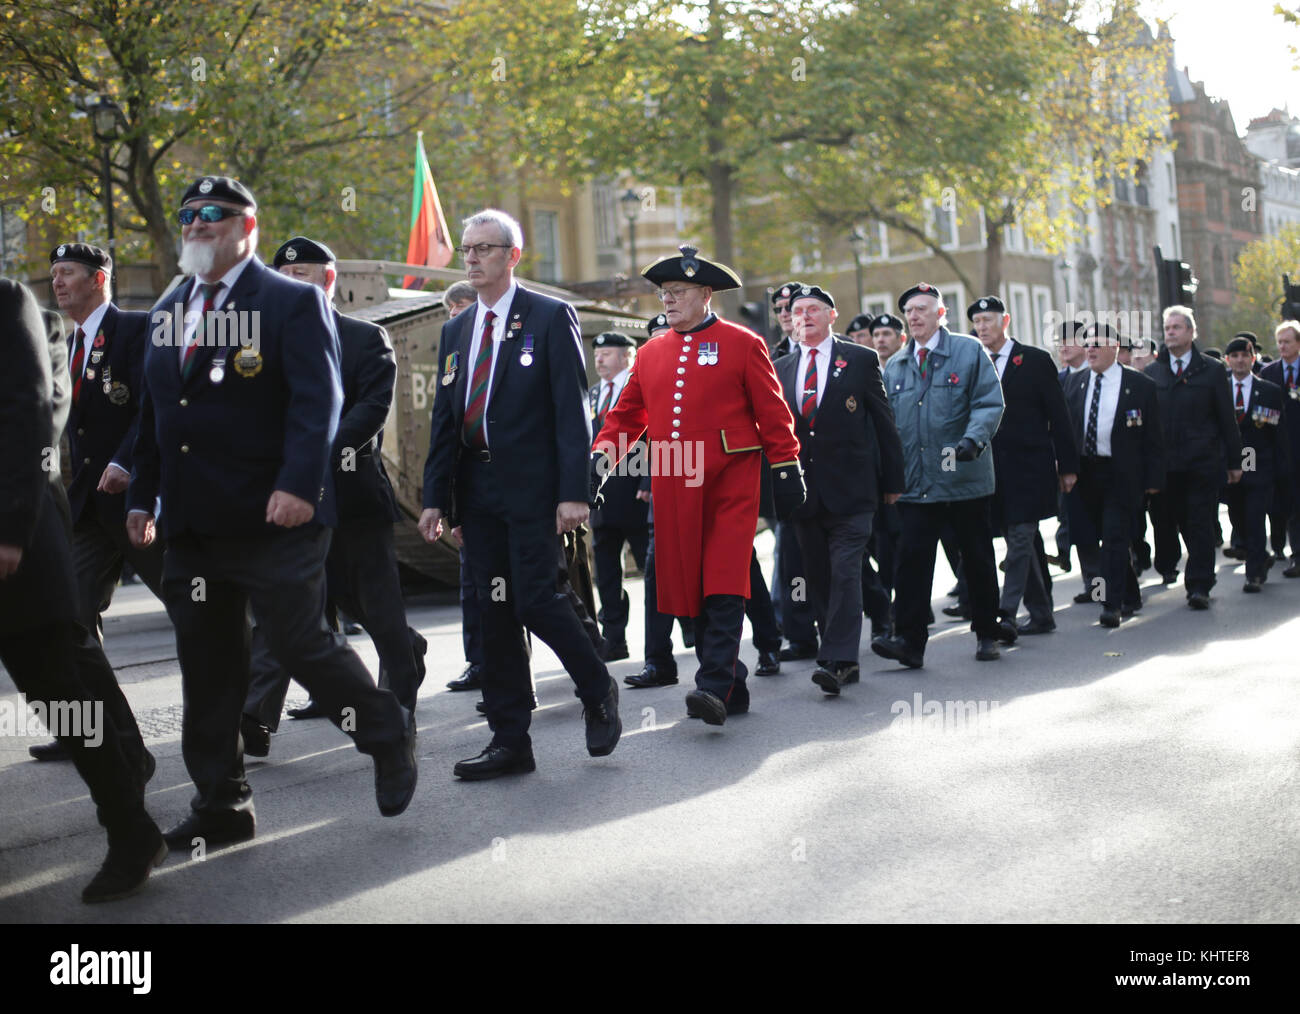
[917,346,929,377]
[1236,381,1245,423]
[1288,364,1296,390]
[1085,373,1102,456]
[596,380,614,432]
[182,281,223,380]
[801,347,818,422]
[1174,358,1184,379]
[69,327,86,405]
[462,310,496,450]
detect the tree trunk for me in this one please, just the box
[983,206,1005,296]
[704,0,739,318]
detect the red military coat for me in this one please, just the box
[594,316,800,617]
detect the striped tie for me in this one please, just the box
[801,348,818,422]
[70,328,86,405]
[463,310,497,450]
[182,281,222,379]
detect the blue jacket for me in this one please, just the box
[881,326,1004,503]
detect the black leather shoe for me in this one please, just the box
[1016,619,1056,635]
[975,639,1000,661]
[373,715,418,817]
[287,700,329,720]
[1159,570,1179,585]
[446,663,483,692]
[778,643,817,661]
[1187,593,1210,610]
[1045,553,1072,573]
[811,662,858,696]
[1284,564,1300,578]
[624,664,678,688]
[1222,546,1246,560]
[600,638,630,662]
[162,810,255,851]
[1099,609,1120,628]
[240,714,271,758]
[871,636,923,669]
[681,626,696,648]
[946,583,960,597]
[475,694,539,714]
[994,619,1019,645]
[584,678,622,757]
[454,744,536,780]
[1243,579,1262,593]
[82,829,167,904]
[1073,591,1093,604]
[942,604,971,620]
[685,689,727,726]
[1120,601,1141,618]
[411,630,428,683]
[754,650,781,676]
[29,739,70,762]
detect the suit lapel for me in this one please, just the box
[776,345,800,419]
[998,340,1020,386]
[450,307,477,425]
[181,259,263,388]
[485,286,530,410]
[818,338,847,415]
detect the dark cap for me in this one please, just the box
[273,236,336,268]
[847,314,874,333]
[1224,337,1255,356]
[789,284,834,310]
[872,313,905,333]
[1233,331,1260,351]
[593,331,635,349]
[646,313,670,337]
[1083,322,1123,345]
[897,282,942,313]
[967,295,1006,320]
[771,282,805,309]
[181,175,256,209]
[1059,319,1087,344]
[641,245,741,292]
[50,243,112,275]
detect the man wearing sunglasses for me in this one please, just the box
[126,176,418,850]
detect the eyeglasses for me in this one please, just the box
[456,243,512,257]
[657,286,698,303]
[178,205,249,225]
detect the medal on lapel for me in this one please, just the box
[846,395,858,413]
[101,364,112,395]
[833,357,847,378]
[231,347,262,379]
[210,351,227,384]
[697,341,719,366]
[520,334,534,366]
[442,351,460,386]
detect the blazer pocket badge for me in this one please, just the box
[232,347,263,378]
[846,395,858,413]
[106,381,130,406]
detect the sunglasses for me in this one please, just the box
[178,205,249,226]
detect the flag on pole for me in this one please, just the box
[403,131,453,288]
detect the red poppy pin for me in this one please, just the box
[834,358,847,369]
[93,332,106,348]
[1012,354,1023,366]
[949,372,959,384]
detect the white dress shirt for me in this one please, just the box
[596,367,629,416]
[463,281,518,446]
[915,330,941,369]
[1169,350,1191,375]
[181,255,254,369]
[986,338,1013,380]
[796,335,832,413]
[71,300,110,381]
[1082,360,1123,457]
[1232,373,1253,415]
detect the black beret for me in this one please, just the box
[897,282,942,313]
[872,313,905,333]
[1203,347,1224,360]
[847,314,874,333]
[641,244,741,292]
[647,313,670,336]
[1083,322,1123,344]
[1233,331,1260,350]
[788,284,834,310]
[181,175,256,209]
[50,243,112,275]
[1224,338,1255,355]
[273,236,336,268]
[593,331,635,349]
[1058,319,1087,344]
[967,295,1006,320]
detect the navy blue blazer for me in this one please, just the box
[65,303,149,524]
[422,285,591,524]
[1064,365,1166,502]
[128,257,343,537]
[332,310,401,524]
[588,378,650,531]
[1258,358,1300,486]
[1228,375,1292,487]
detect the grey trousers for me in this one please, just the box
[794,509,874,665]
[999,521,1053,624]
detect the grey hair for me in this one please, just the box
[463,208,523,250]
[442,281,478,309]
[1162,304,1196,333]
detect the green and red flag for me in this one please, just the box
[403,131,453,288]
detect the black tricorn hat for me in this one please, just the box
[642,245,741,292]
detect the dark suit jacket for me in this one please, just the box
[1229,375,1292,487]
[65,303,149,525]
[129,257,343,537]
[991,340,1080,524]
[0,279,79,635]
[775,336,904,518]
[588,378,649,531]
[423,284,591,524]
[1258,358,1300,481]
[1065,365,1166,503]
[332,310,401,524]
[1144,343,1241,475]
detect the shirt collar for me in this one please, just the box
[78,300,110,340]
[194,253,254,303]
[479,281,518,328]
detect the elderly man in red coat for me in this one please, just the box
[591,246,804,727]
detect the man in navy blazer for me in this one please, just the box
[420,208,621,780]
[127,176,416,849]
[775,285,904,694]
[1259,321,1300,576]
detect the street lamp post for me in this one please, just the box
[88,96,124,254]
[849,227,868,312]
[619,187,640,277]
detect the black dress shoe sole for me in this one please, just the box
[1016,624,1056,635]
[453,756,536,780]
[1187,596,1210,610]
[684,692,727,726]
[623,674,678,688]
[163,816,255,851]
[81,840,168,904]
[29,741,71,762]
[870,640,924,669]
[777,646,818,661]
[810,670,841,696]
[975,649,1000,661]
[601,646,631,662]
[1099,613,1121,628]
[445,680,482,692]
[286,703,330,720]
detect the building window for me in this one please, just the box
[934,202,958,249]
[1213,244,1225,289]
[533,210,561,283]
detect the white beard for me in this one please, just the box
[178,239,218,278]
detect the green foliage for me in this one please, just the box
[1225,224,1300,352]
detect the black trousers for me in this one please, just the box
[591,522,649,643]
[459,544,483,666]
[1224,481,1274,580]
[862,503,899,635]
[794,509,874,665]
[745,547,782,653]
[244,521,424,724]
[163,526,406,815]
[72,501,166,644]
[776,520,819,648]
[1076,457,1142,611]
[643,526,694,673]
[692,593,749,704]
[1268,476,1300,560]
[894,498,999,651]
[1151,470,1222,595]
